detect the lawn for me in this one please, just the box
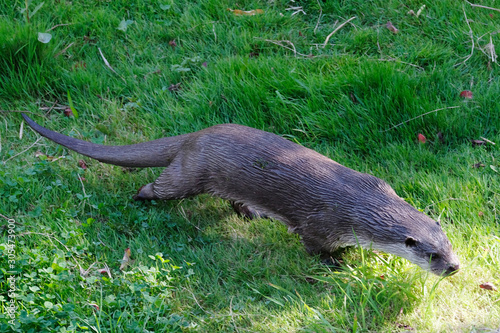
[1,0,500,331]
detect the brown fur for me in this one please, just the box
[22,114,460,276]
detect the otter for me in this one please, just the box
[21,113,460,276]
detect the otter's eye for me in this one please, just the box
[429,253,440,261]
[405,237,418,247]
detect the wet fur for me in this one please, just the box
[22,114,460,276]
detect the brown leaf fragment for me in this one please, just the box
[472,140,486,146]
[63,107,73,117]
[168,82,182,92]
[119,248,132,271]
[169,39,177,48]
[479,282,497,291]
[88,303,100,311]
[460,90,473,99]
[97,265,112,278]
[478,211,484,217]
[473,163,486,168]
[228,8,264,16]
[78,159,88,170]
[386,21,399,33]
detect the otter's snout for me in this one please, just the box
[442,263,460,276]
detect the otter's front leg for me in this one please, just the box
[133,183,157,201]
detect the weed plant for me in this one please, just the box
[1,0,500,332]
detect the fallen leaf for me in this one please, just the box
[169,39,177,48]
[473,163,485,168]
[78,160,88,170]
[227,8,264,16]
[386,21,398,34]
[490,14,494,19]
[472,140,485,146]
[417,133,426,143]
[38,32,53,44]
[120,248,132,271]
[63,107,73,117]
[478,211,484,217]
[460,90,473,99]
[479,282,497,291]
[88,303,100,311]
[97,266,112,278]
[117,19,134,32]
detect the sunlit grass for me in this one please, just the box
[1,0,500,331]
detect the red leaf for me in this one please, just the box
[63,107,73,117]
[460,90,473,99]
[479,282,497,291]
[78,160,88,170]
[417,133,426,143]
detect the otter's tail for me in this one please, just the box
[22,113,184,167]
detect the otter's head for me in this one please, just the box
[358,198,460,276]
[350,176,460,276]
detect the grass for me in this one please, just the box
[1,0,500,331]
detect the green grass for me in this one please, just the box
[1,0,500,331]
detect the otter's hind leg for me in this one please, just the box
[133,164,203,201]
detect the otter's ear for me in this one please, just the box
[405,237,418,247]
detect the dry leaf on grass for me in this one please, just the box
[227,8,263,16]
[460,90,473,99]
[471,140,486,146]
[63,107,73,117]
[479,282,498,291]
[386,21,399,33]
[120,248,132,271]
[78,160,88,170]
